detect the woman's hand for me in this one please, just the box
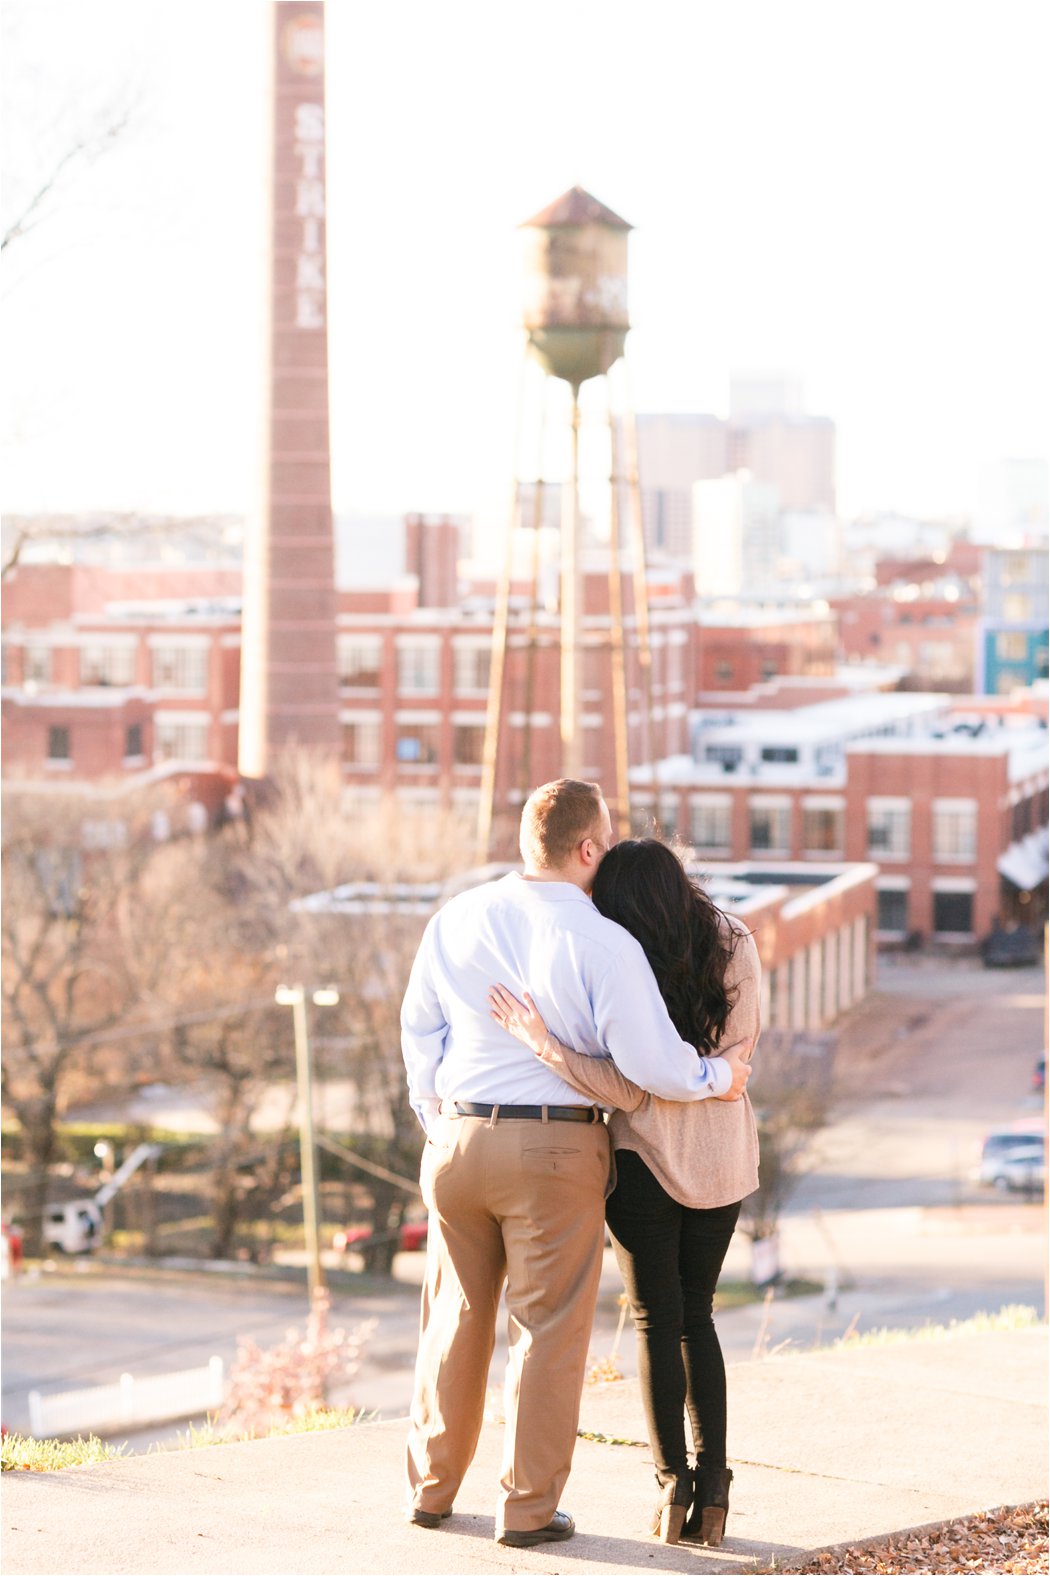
[488,983,550,1055]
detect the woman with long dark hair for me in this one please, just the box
[489,838,760,1547]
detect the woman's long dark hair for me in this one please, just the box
[591,839,739,1050]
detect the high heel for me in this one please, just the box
[650,1474,692,1545]
[683,1458,733,1545]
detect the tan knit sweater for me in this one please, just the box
[536,912,761,1208]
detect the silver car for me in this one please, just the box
[978,1130,1045,1192]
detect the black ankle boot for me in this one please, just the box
[683,1457,733,1545]
[649,1473,692,1544]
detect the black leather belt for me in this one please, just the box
[452,1101,601,1124]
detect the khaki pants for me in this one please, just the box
[406,1107,610,1533]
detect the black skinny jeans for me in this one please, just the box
[605,1148,741,1485]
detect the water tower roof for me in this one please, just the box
[521,185,633,231]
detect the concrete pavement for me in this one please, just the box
[4,1324,1046,1575]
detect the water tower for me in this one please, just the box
[477,187,657,857]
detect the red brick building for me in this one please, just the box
[646,690,1048,945]
[695,607,837,696]
[831,589,978,691]
[5,555,1044,948]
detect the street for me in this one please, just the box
[2,956,1045,1449]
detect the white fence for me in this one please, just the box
[28,1357,225,1439]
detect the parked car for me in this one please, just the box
[332,1219,428,1254]
[978,1127,1045,1192]
[981,924,1041,968]
[43,1199,103,1254]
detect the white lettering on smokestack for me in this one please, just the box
[293,102,325,329]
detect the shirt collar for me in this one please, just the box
[502,871,593,905]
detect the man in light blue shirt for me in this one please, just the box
[401,779,751,1548]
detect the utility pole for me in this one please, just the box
[276,983,339,1300]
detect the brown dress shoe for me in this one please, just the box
[407,1507,452,1528]
[497,1510,575,1547]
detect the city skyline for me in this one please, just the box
[2,0,1048,527]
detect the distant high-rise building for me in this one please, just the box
[692,472,780,596]
[635,414,729,558]
[635,385,837,567]
[729,411,836,513]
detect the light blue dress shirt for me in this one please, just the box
[401,872,732,1131]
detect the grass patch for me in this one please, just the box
[715,1276,823,1310]
[165,1405,374,1450]
[1,1434,128,1472]
[828,1303,1042,1351]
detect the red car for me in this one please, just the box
[332,1219,428,1254]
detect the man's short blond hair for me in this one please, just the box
[519,779,604,870]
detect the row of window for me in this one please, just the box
[21,646,210,693]
[46,721,204,765]
[344,720,485,768]
[877,886,974,935]
[340,639,687,696]
[16,635,691,702]
[48,713,523,770]
[686,797,978,860]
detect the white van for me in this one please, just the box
[43,1199,103,1254]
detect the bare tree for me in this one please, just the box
[1,2,140,257]
[0,793,158,1253]
[739,1030,834,1251]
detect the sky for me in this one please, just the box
[2,0,1048,528]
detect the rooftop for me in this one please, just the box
[521,185,632,230]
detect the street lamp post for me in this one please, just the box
[275,983,339,1300]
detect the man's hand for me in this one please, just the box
[715,1037,753,1101]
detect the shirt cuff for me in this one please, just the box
[703,1056,732,1097]
[417,1097,443,1133]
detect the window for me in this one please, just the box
[1000,555,1030,585]
[24,646,52,684]
[124,723,144,759]
[714,661,734,683]
[151,646,207,693]
[396,642,440,695]
[154,719,208,760]
[453,645,491,694]
[453,722,486,767]
[867,802,910,858]
[689,798,731,851]
[802,806,843,854]
[761,746,799,764]
[933,890,974,934]
[996,632,1028,662]
[342,720,380,767]
[760,660,778,680]
[1012,798,1033,841]
[1003,594,1032,623]
[704,744,743,770]
[395,721,439,765]
[877,888,909,933]
[80,645,135,686]
[749,800,790,854]
[338,637,382,689]
[932,801,976,861]
[47,725,71,762]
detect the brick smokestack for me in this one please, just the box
[404,514,461,609]
[239,1,340,777]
